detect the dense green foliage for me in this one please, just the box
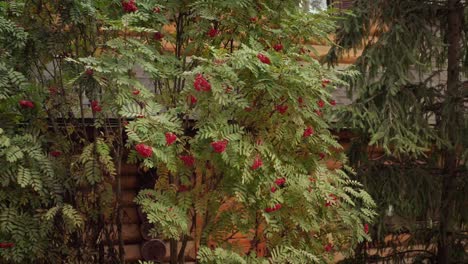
[327,0,467,262]
[0,1,122,263]
[0,6,86,262]
[1,0,376,263]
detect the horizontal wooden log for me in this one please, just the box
[162,241,197,262]
[121,206,140,224]
[121,190,138,206]
[123,244,142,262]
[384,233,411,246]
[122,224,142,243]
[105,244,141,262]
[106,224,142,244]
[114,174,140,190]
[120,164,139,175]
[120,174,140,190]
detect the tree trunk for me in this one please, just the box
[437,0,463,263]
[178,235,188,264]
[116,137,125,263]
[170,239,178,264]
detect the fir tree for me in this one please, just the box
[328,0,467,262]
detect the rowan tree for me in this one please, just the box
[0,1,376,263]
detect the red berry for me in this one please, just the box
[314,110,322,117]
[270,186,277,193]
[211,140,228,153]
[19,100,34,109]
[265,203,282,213]
[317,100,325,108]
[274,177,286,187]
[90,100,102,113]
[50,151,62,157]
[273,43,283,52]
[165,132,177,146]
[179,155,195,167]
[0,242,14,249]
[154,31,164,41]
[189,95,197,105]
[135,143,152,158]
[324,243,333,252]
[321,79,330,87]
[194,74,211,91]
[330,100,336,106]
[85,68,94,76]
[153,7,160,13]
[207,28,219,38]
[298,97,304,107]
[49,86,58,95]
[364,223,369,234]
[132,89,140,95]
[93,105,102,112]
[250,17,257,22]
[122,0,138,13]
[319,153,325,160]
[275,104,288,114]
[251,156,263,170]
[303,126,314,138]
[257,53,271,64]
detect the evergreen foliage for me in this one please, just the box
[327,0,467,262]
